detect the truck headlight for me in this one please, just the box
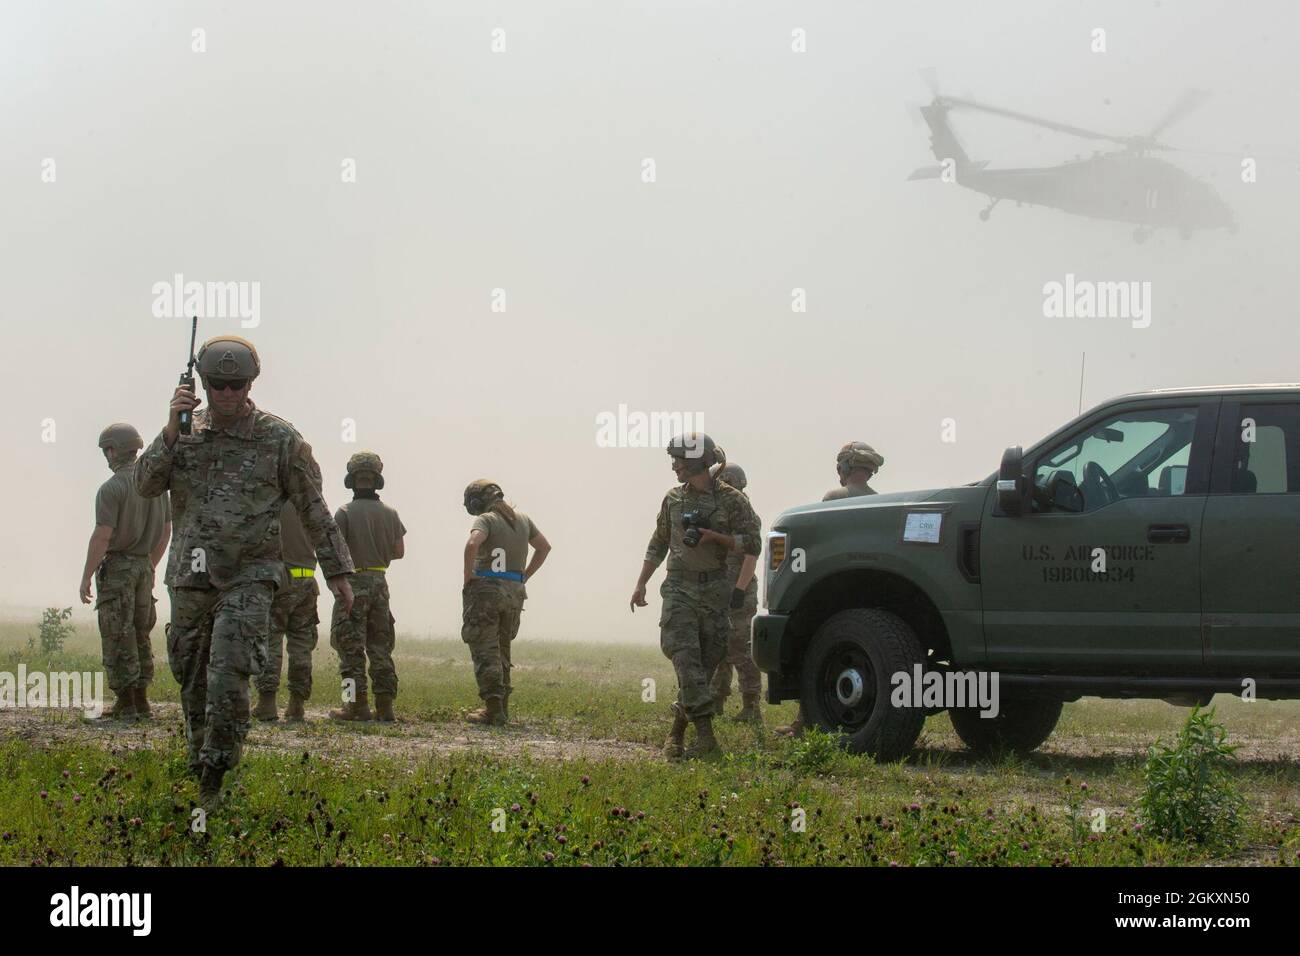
[767,533,787,571]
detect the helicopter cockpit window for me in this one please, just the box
[1032,407,1198,513]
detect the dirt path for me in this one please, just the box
[0,703,659,764]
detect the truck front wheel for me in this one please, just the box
[799,609,926,762]
[949,698,1063,757]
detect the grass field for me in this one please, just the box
[1,619,1297,866]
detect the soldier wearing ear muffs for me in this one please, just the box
[329,452,406,723]
[461,480,551,726]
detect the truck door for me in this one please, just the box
[1201,398,1300,673]
[980,399,1218,671]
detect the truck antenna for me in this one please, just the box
[1077,352,1086,415]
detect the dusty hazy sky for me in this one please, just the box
[2,1,1296,640]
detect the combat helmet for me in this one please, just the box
[836,441,884,480]
[196,335,261,382]
[345,451,385,489]
[666,433,720,475]
[98,423,143,453]
[464,479,503,516]
[717,462,747,491]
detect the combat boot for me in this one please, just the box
[731,692,762,724]
[685,715,721,760]
[105,690,138,721]
[774,705,806,738]
[198,766,225,812]
[329,690,371,722]
[662,711,688,761]
[466,697,507,726]
[253,690,279,722]
[374,694,396,723]
[501,691,511,721]
[132,685,152,719]
[284,693,306,722]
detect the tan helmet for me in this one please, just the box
[666,433,719,475]
[345,451,384,489]
[98,423,143,453]
[836,441,884,480]
[464,479,503,516]
[717,462,747,491]
[196,335,261,381]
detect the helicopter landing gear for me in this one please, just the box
[1132,226,1151,244]
[979,198,1000,222]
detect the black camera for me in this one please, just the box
[681,510,710,548]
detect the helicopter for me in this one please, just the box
[908,86,1237,242]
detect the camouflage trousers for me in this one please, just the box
[94,553,157,694]
[709,579,761,700]
[461,576,525,701]
[168,582,273,774]
[329,571,398,699]
[254,573,320,697]
[659,572,730,720]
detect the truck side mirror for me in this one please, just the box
[997,446,1026,516]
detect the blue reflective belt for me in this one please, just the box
[474,570,524,582]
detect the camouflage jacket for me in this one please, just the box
[645,478,761,574]
[725,490,762,592]
[134,401,353,590]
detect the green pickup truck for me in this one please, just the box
[754,385,1300,761]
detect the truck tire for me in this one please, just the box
[799,608,926,762]
[949,698,1062,757]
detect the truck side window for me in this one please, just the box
[1032,407,1197,513]
[1232,404,1300,493]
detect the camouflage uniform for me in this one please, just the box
[256,499,321,700]
[330,570,398,699]
[91,437,170,705]
[329,454,404,715]
[646,480,762,720]
[95,554,157,694]
[134,401,352,774]
[709,547,762,702]
[461,576,524,700]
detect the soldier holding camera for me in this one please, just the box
[630,434,760,760]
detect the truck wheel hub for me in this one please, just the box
[835,668,865,707]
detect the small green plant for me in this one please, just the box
[30,607,75,656]
[784,726,844,776]
[1138,705,1244,847]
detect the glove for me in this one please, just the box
[729,587,745,610]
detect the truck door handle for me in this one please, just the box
[1147,524,1190,544]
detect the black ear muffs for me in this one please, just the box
[373,474,385,489]
[344,473,354,489]
[466,496,484,515]
[345,472,384,490]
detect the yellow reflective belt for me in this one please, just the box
[288,567,315,578]
[360,566,388,572]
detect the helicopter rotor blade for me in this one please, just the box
[1145,89,1210,142]
[939,96,1131,145]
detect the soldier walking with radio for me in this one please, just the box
[630,434,761,760]
[461,480,550,726]
[135,335,355,810]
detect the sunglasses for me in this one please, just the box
[207,378,248,392]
